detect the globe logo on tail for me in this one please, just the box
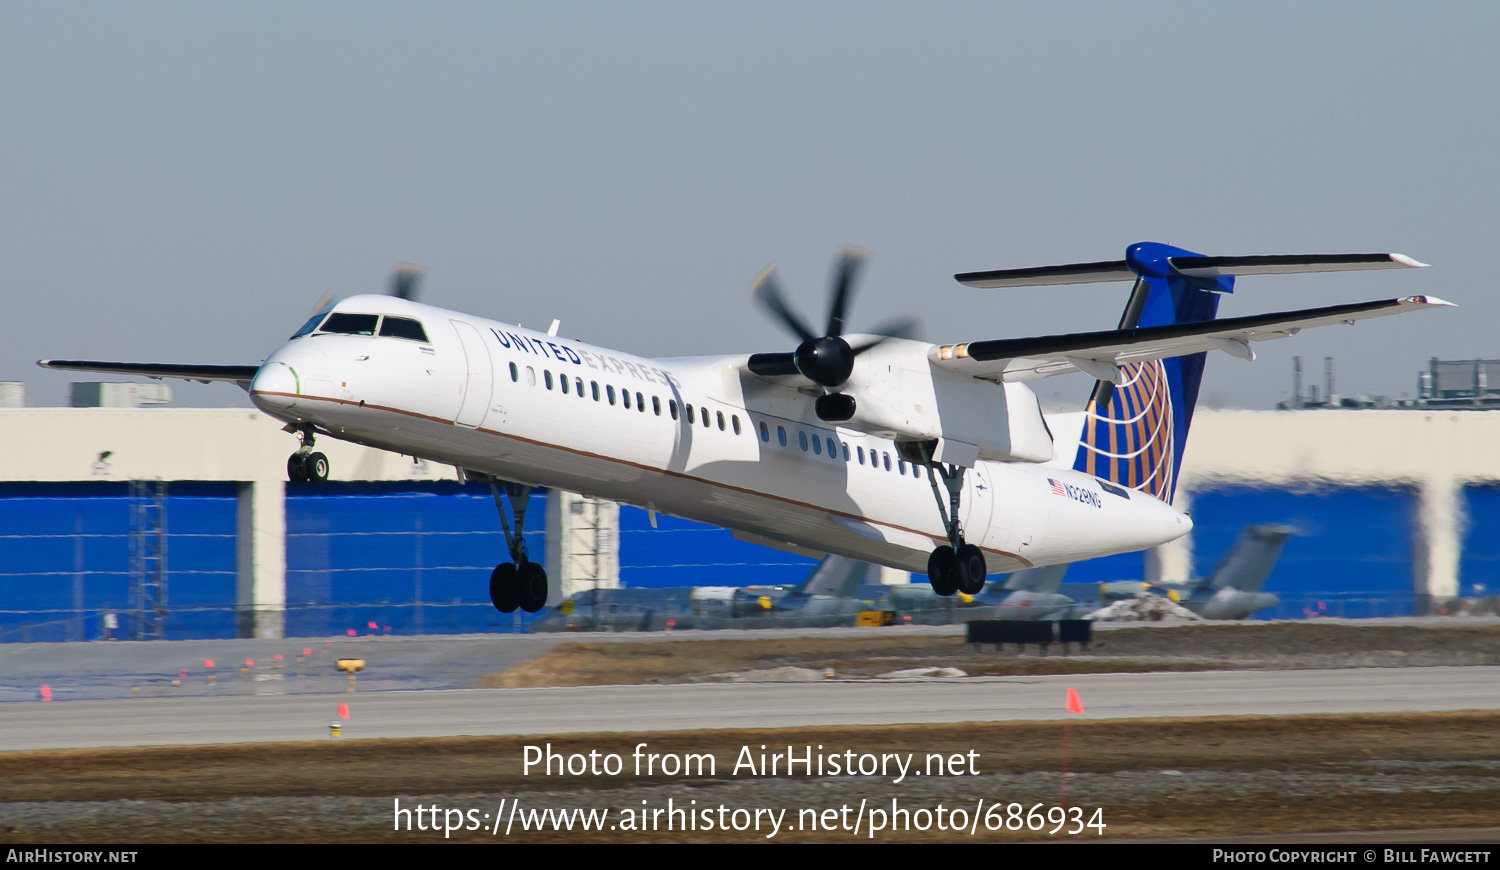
[1076,360,1175,502]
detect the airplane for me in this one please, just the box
[534,553,882,631]
[39,242,1446,618]
[990,563,1086,621]
[1096,523,1294,619]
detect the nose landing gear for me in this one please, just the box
[483,476,548,614]
[286,425,329,484]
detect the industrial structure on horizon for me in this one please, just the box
[1279,356,1500,410]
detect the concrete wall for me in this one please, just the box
[1170,410,1500,604]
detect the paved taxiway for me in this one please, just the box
[8,619,1495,703]
[2,666,1497,751]
[0,627,975,702]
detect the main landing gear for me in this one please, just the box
[286,424,329,485]
[923,459,986,597]
[483,476,548,614]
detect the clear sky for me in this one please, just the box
[4,2,1495,410]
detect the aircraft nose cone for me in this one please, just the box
[251,360,298,399]
[250,360,301,417]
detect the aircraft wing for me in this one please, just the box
[37,360,261,388]
[930,295,1452,382]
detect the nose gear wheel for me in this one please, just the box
[285,425,329,484]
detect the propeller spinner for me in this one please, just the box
[746,247,916,396]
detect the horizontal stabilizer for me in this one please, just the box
[1167,253,1428,278]
[955,260,1136,289]
[37,360,261,385]
[956,252,1426,289]
[933,296,1453,381]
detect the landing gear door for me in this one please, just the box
[962,464,997,550]
[451,320,493,429]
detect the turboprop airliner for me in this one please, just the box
[40,243,1446,615]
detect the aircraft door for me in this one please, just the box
[451,319,493,429]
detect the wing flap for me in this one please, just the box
[37,360,261,385]
[932,296,1453,381]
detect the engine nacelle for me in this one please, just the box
[831,340,1054,464]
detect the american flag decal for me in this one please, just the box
[1049,478,1066,496]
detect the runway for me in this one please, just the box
[3,666,1497,751]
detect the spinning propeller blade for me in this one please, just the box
[748,248,916,390]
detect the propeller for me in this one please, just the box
[746,246,918,390]
[387,263,425,301]
[305,264,426,318]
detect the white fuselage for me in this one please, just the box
[249,296,1191,575]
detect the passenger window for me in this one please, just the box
[798,431,808,451]
[509,362,518,383]
[857,446,865,465]
[317,313,379,335]
[378,316,429,342]
[827,437,836,457]
[777,426,787,447]
[913,463,922,478]
[544,370,554,390]
[686,403,694,422]
[591,381,600,401]
[884,452,892,471]
[897,459,906,474]
[607,385,617,405]
[669,400,679,420]
[841,443,850,462]
[575,377,584,397]
[652,396,661,416]
[732,415,741,435]
[759,421,769,442]
[622,390,631,409]
[812,435,821,455]
[701,407,710,428]
[637,392,645,413]
[526,367,536,387]
[560,376,570,395]
[716,411,725,431]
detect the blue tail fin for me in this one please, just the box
[1072,242,1230,504]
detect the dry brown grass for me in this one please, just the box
[5,712,1499,842]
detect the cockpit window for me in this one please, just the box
[291,312,327,339]
[318,313,379,336]
[379,316,429,342]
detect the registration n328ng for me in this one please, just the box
[42,243,1446,613]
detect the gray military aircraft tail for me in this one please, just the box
[1095,523,1295,619]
